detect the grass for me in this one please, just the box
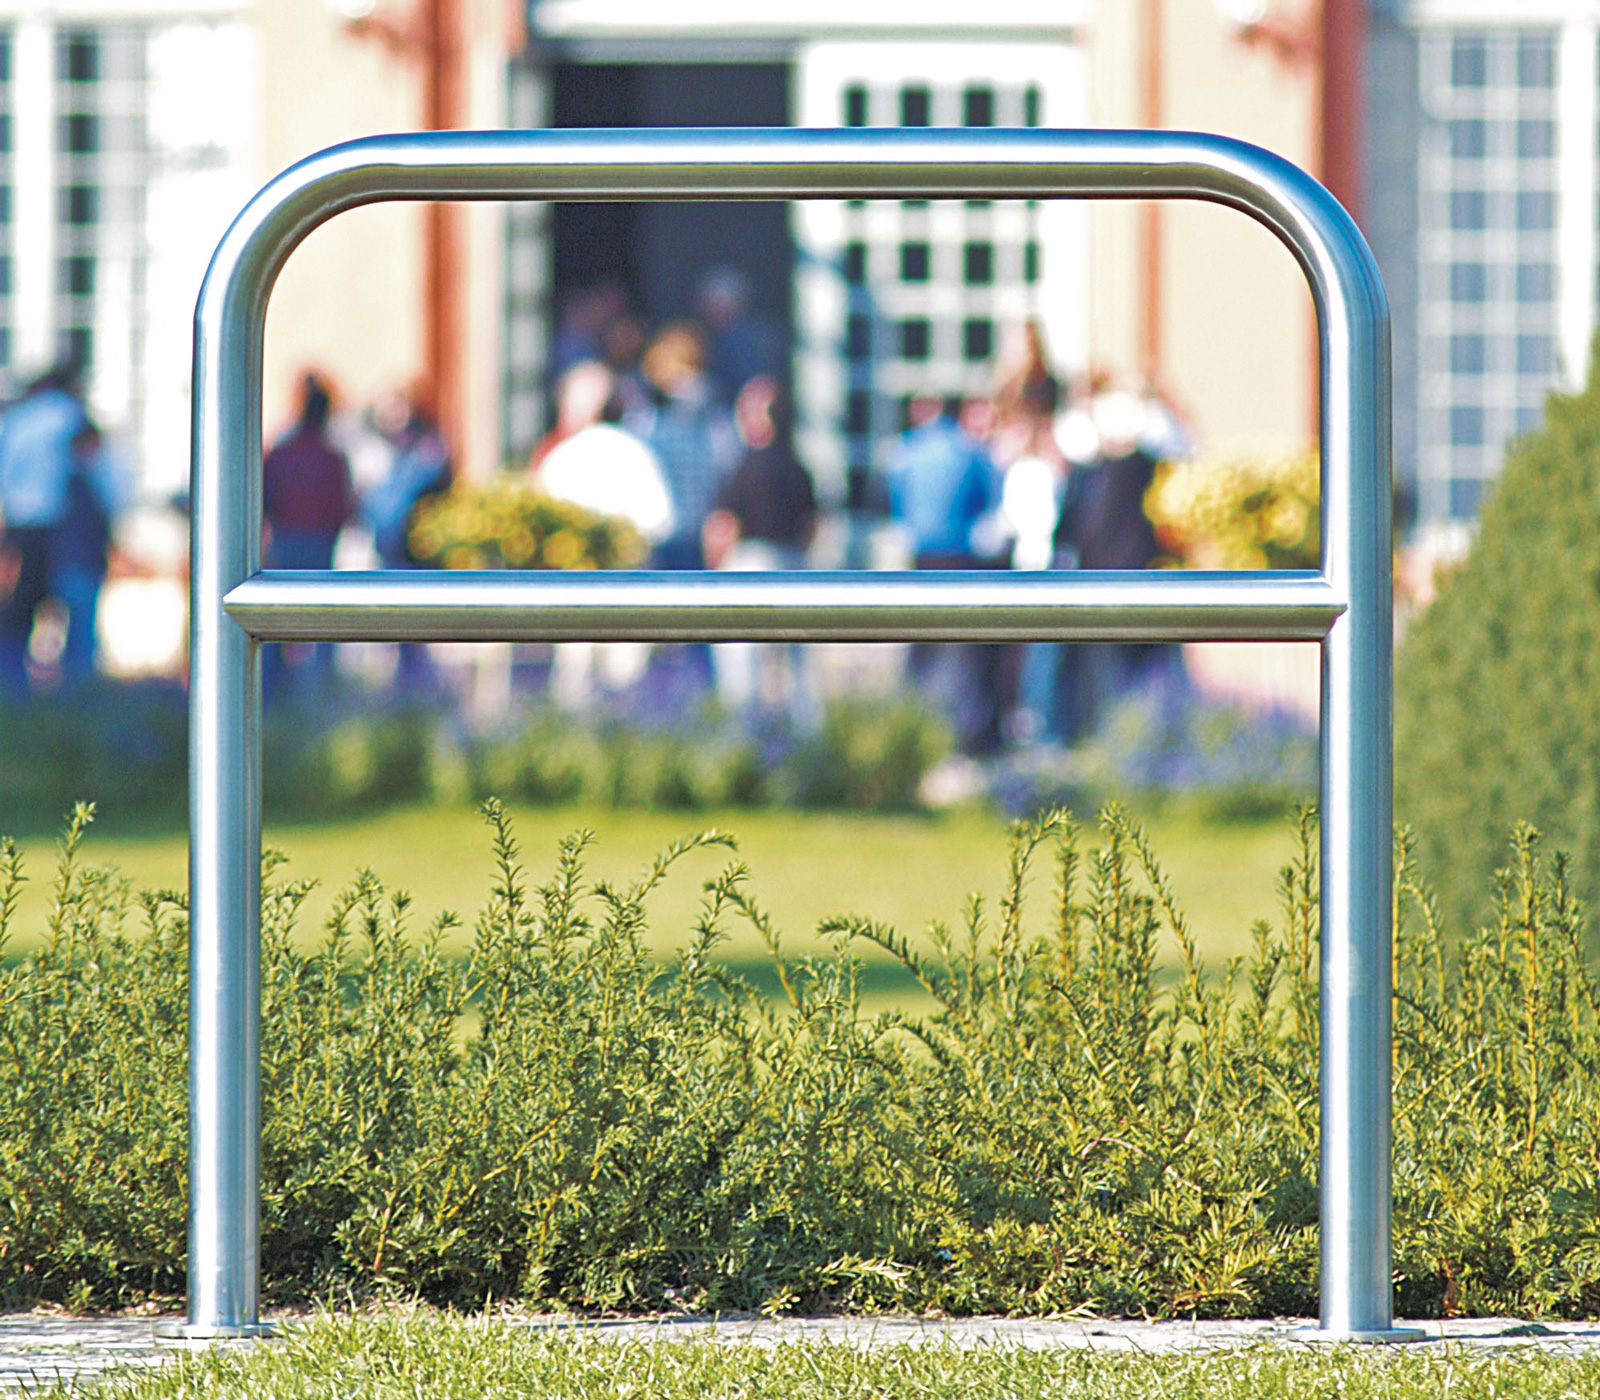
[38,1312,1600,1399]
[6,802,1296,1003]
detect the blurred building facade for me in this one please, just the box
[513,0,1321,512]
[1367,1,1597,544]
[0,0,1590,546]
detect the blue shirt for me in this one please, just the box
[0,389,87,528]
[887,418,998,558]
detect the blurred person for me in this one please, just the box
[998,375,1066,570]
[51,419,132,686]
[536,364,675,708]
[366,385,451,569]
[626,322,738,707]
[702,377,817,722]
[1052,386,1172,737]
[996,375,1073,744]
[601,313,650,417]
[529,359,616,473]
[536,364,674,545]
[363,384,452,695]
[627,322,737,571]
[262,371,355,697]
[888,394,1008,755]
[990,320,1056,462]
[0,360,88,696]
[1053,367,1110,468]
[550,281,627,380]
[697,266,785,404]
[888,395,1001,570]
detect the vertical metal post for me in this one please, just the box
[1302,236,1412,1339]
[186,220,266,1338]
[186,127,1407,1340]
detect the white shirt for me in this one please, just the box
[537,423,676,545]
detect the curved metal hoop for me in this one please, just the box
[189,127,1395,1338]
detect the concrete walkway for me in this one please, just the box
[4,1312,1600,1393]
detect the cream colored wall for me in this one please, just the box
[254,0,424,440]
[1088,0,1317,450]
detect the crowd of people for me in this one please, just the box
[888,323,1193,754]
[0,275,1192,758]
[535,281,1194,749]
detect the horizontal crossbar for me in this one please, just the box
[223,568,1343,643]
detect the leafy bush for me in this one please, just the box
[993,683,1317,822]
[408,478,647,570]
[1143,444,1320,571]
[0,685,949,832]
[0,682,188,835]
[789,697,950,812]
[1395,359,1600,927]
[7,803,1600,1320]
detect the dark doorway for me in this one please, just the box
[549,62,793,378]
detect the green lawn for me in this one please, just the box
[7,802,1299,999]
[42,1313,1600,1400]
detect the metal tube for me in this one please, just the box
[189,126,1397,1338]
[1311,176,1402,1339]
[224,568,1344,644]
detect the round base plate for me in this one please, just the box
[152,1320,276,1343]
[1288,1325,1429,1344]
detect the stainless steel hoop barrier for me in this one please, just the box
[189,127,1403,1340]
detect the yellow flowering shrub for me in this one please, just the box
[409,475,648,570]
[1143,444,1320,571]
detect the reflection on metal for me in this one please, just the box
[224,569,1343,643]
[189,127,1404,1340]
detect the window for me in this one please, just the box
[1517,119,1555,158]
[1450,120,1486,158]
[1516,263,1554,300]
[1516,335,1553,375]
[845,389,871,436]
[1517,34,1555,88]
[1449,190,1487,229]
[62,185,96,224]
[899,242,930,281]
[1516,190,1555,230]
[1449,478,1484,517]
[61,256,93,297]
[1450,334,1486,374]
[1451,37,1488,87]
[962,87,994,127]
[62,113,98,154]
[1411,26,1562,527]
[845,313,871,359]
[962,318,992,361]
[1451,262,1487,301]
[1450,405,1484,446]
[62,35,96,83]
[798,49,1074,491]
[962,241,993,285]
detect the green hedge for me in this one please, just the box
[1395,355,1600,926]
[5,803,1600,1320]
[0,689,948,835]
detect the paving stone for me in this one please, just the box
[3,1311,1600,1393]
